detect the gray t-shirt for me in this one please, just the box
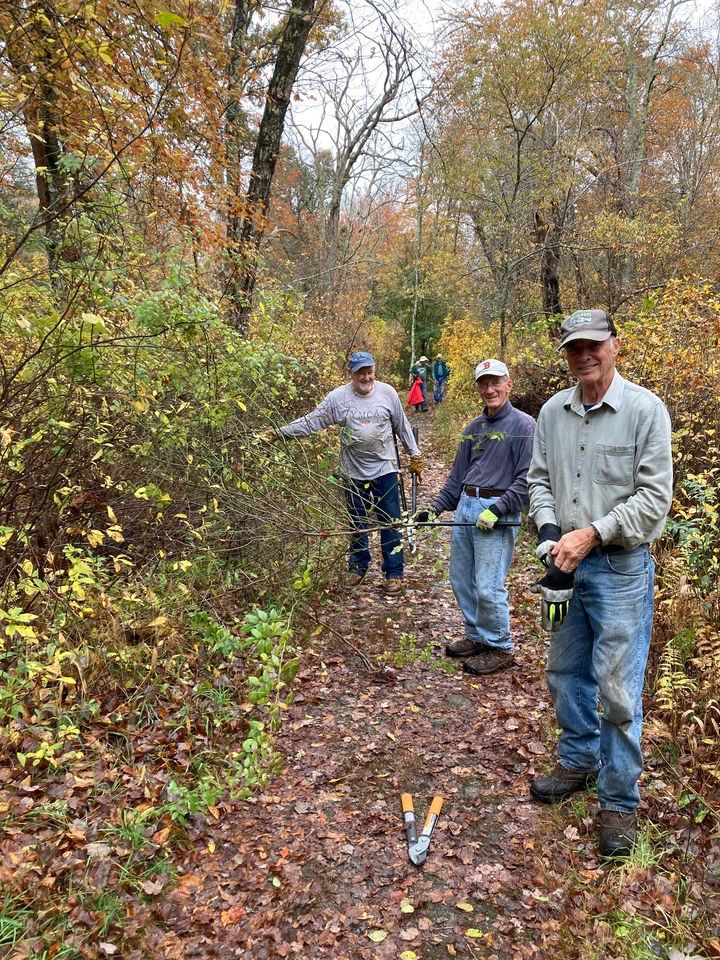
[279,381,420,480]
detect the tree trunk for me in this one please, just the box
[534,203,562,317]
[225,0,253,263]
[5,1,71,282]
[229,0,317,334]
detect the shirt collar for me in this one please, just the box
[565,370,624,415]
[484,400,512,422]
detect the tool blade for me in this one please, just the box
[408,836,429,865]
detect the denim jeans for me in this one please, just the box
[344,472,403,579]
[448,492,519,651]
[433,377,446,403]
[545,545,654,812]
[418,380,428,411]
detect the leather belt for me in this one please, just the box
[463,485,505,498]
[594,544,627,556]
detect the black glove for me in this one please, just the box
[536,523,562,567]
[413,507,438,524]
[532,562,575,632]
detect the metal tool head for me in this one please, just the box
[408,836,430,865]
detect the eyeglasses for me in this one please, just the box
[476,378,508,392]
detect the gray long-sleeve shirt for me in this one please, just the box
[432,401,536,516]
[528,371,673,548]
[278,381,420,481]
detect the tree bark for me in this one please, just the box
[229,0,317,334]
[534,203,562,317]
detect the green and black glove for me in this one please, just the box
[533,562,575,632]
[476,504,501,532]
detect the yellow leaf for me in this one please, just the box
[207,840,216,853]
[400,953,418,960]
[408,704,420,713]
[368,930,387,943]
[400,900,414,914]
[456,902,473,912]
[147,615,167,627]
[465,928,485,939]
[107,505,118,523]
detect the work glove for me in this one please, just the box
[532,562,575,632]
[408,456,424,482]
[476,505,501,532]
[536,523,561,567]
[413,507,438,524]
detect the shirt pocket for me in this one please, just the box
[593,443,634,485]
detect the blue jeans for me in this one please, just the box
[433,377,446,403]
[344,472,403,579]
[545,546,654,812]
[448,493,519,651]
[418,381,428,411]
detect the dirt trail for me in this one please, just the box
[144,419,720,960]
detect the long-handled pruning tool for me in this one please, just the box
[401,793,443,865]
[392,429,417,554]
[410,426,419,535]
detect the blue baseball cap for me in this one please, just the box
[348,351,376,372]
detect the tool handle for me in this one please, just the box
[401,793,418,845]
[422,795,443,834]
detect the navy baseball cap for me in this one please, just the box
[348,351,376,372]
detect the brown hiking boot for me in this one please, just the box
[530,764,599,804]
[344,571,367,588]
[382,578,404,597]
[445,637,478,658]
[462,647,513,675]
[598,810,637,859]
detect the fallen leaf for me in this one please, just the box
[99,944,118,956]
[140,878,165,896]
[220,904,246,926]
[400,952,419,960]
[368,929,387,943]
[456,902,473,912]
[400,900,415,914]
[85,842,112,860]
[400,927,419,941]
[465,928,485,939]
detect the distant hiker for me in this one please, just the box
[268,351,423,598]
[408,356,433,412]
[527,309,673,859]
[432,354,450,404]
[414,359,535,674]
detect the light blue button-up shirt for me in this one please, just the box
[528,371,673,548]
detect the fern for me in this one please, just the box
[654,639,698,733]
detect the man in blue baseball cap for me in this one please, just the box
[269,351,423,597]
